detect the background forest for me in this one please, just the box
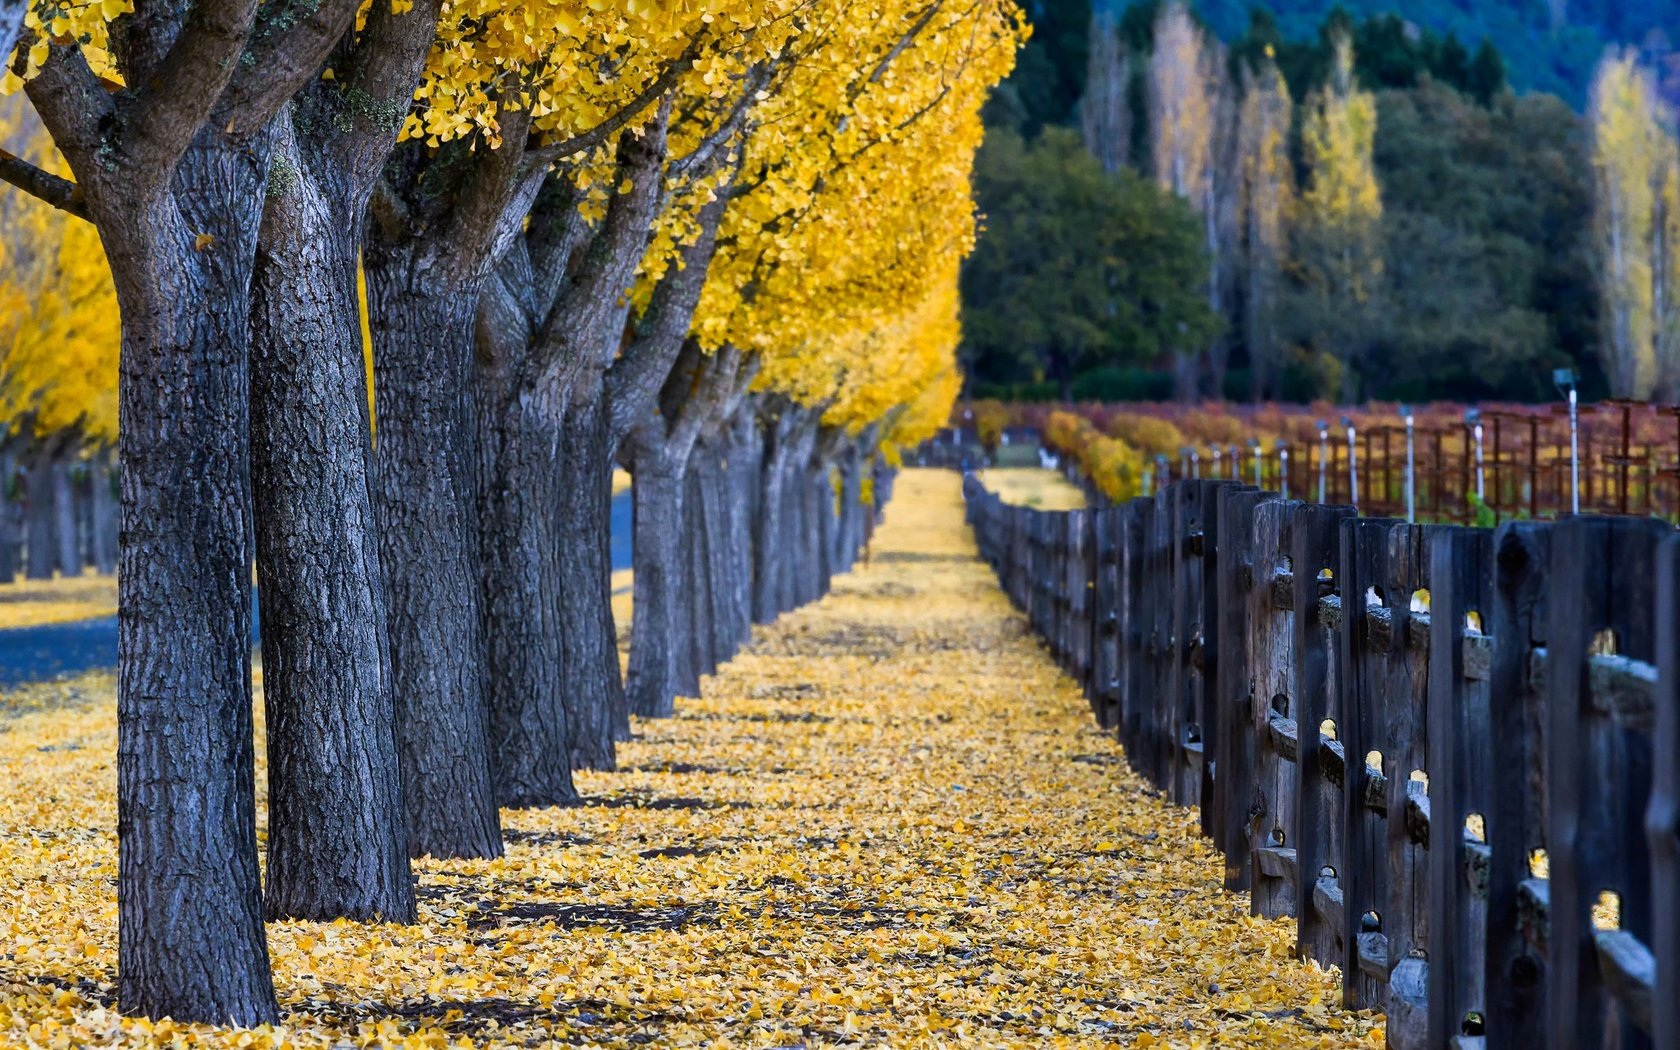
[962,0,1680,404]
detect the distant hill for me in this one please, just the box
[1097,0,1680,106]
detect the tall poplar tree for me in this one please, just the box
[1237,54,1293,400]
[1295,31,1382,401]
[1589,52,1680,398]
[1081,12,1130,174]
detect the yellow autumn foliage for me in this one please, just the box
[0,95,119,444]
[0,470,1383,1048]
[1044,410,1146,502]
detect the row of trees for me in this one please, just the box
[966,2,1616,405]
[0,93,117,581]
[0,0,1016,1025]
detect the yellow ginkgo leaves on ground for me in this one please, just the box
[0,469,1382,1048]
[0,573,117,629]
[974,467,1088,512]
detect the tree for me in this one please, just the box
[1147,1,1230,399]
[1236,54,1293,400]
[1588,52,1675,397]
[1292,30,1383,401]
[2,0,369,1024]
[960,127,1218,398]
[1081,13,1130,173]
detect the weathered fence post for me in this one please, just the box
[1336,515,1402,1010]
[1545,516,1665,1048]
[1249,498,1304,919]
[1293,503,1358,968]
[1216,488,1275,891]
[1484,521,1551,1050]
[1120,497,1151,759]
[1653,534,1680,1050]
[1093,506,1122,730]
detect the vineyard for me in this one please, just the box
[956,399,1680,522]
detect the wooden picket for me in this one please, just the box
[959,470,1678,1050]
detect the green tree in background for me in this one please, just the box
[961,128,1220,397]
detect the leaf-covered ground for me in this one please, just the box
[0,469,1381,1048]
[0,573,117,629]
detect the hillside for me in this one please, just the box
[1098,0,1680,106]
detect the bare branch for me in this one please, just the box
[0,147,90,220]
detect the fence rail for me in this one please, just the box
[963,472,1680,1050]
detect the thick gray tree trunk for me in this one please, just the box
[51,455,80,577]
[476,362,577,805]
[626,437,686,718]
[684,465,713,682]
[753,409,800,623]
[364,266,504,859]
[557,389,625,772]
[24,445,56,579]
[89,449,116,576]
[249,134,415,920]
[104,145,280,1027]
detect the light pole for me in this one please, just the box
[1249,438,1263,487]
[1554,368,1580,514]
[1343,415,1359,510]
[1211,445,1222,479]
[1401,404,1416,523]
[1466,408,1484,503]
[1277,439,1290,499]
[1316,420,1329,504]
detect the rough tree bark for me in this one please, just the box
[624,339,746,718]
[251,131,413,920]
[752,403,801,623]
[557,389,625,772]
[366,272,507,854]
[89,447,116,576]
[248,1,443,908]
[23,438,59,579]
[8,1,367,1022]
[51,454,80,577]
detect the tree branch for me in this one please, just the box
[124,1,261,182]
[222,0,366,134]
[0,148,90,220]
[537,34,710,164]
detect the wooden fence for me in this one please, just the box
[963,473,1680,1050]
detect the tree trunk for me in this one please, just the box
[1172,349,1199,402]
[51,455,81,578]
[728,411,758,647]
[814,463,834,598]
[685,464,714,681]
[476,366,577,806]
[90,449,116,576]
[102,147,278,1026]
[0,449,15,583]
[836,447,862,574]
[364,264,503,860]
[557,389,624,772]
[25,447,56,579]
[626,439,685,718]
[753,436,786,624]
[779,455,805,614]
[249,185,415,921]
[697,446,735,670]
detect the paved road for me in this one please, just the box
[0,491,633,689]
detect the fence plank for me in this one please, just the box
[1293,503,1358,968]
[1653,535,1680,1050]
[1485,521,1551,1050]
[1250,499,1303,919]
[1425,525,1496,1050]
[1216,487,1274,890]
[1546,516,1665,1049]
[1338,516,1401,1010]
